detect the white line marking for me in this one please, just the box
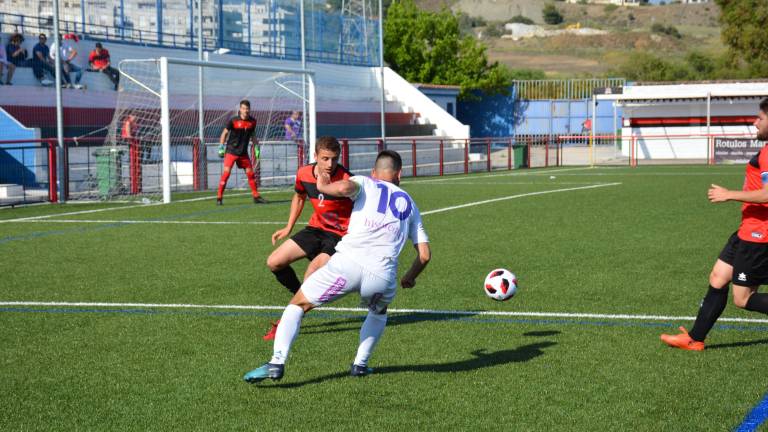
[0,190,287,223]
[2,301,767,324]
[421,182,622,216]
[9,219,292,225]
[404,167,593,184]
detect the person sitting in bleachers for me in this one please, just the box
[89,42,119,90]
[51,34,84,89]
[6,34,28,68]
[32,33,64,87]
[0,35,16,85]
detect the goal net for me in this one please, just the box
[68,57,315,203]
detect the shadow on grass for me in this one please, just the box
[300,312,483,336]
[706,338,768,350]
[255,341,557,389]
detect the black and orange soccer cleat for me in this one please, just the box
[660,326,705,351]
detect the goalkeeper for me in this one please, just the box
[216,99,265,205]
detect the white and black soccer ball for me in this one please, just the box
[484,269,517,301]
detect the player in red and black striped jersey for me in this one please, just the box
[216,100,265,205]
[662,98,768,351]
[263,136,353,340]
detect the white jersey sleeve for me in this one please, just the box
[408,204,428,245]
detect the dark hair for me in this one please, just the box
[375,149,402,172]
[39,33,47,39]
[761,98,768,116]
[315,136,340,154]
[95,42,103,48]
[239,100,250,108]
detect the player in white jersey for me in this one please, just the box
[244,150,431,382]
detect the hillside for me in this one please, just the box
[415,1,724,78]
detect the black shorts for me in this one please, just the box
[718,232,768,286]
[291,226,342,261]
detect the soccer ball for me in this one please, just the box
[484,269,517,301]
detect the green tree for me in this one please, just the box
[714,0,768,67]
[542,4,564,25]
[384,0,513,100]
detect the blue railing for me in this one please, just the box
[0,11,379,67]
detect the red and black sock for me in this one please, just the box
[217,170,231,199]
[689,285,729,342]
[246,170,259,198]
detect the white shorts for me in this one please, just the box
[301,252,396,314]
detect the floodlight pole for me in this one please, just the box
[53,0,65,203]
[197,0,205,180]
[378,0,386,145]
[300,0,309,161]
[160,57,172,204]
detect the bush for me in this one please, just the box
[508,15,534,25]
[485,24,503,38]
[603,4,618,13]
[651,23,682,39]
[542,3,564,25]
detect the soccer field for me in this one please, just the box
[2,165,767,431]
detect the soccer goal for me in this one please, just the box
[69,57,315,203]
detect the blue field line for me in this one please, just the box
[3,306,768,333]
[0,203,255,245]
[734,392,768,432]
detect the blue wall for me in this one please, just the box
[0,108,40,186]
[457,89,622,138]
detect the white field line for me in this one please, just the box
[0,191,255,223]
[2,301,768,324]
[403,166,594,184]
[10,219,292,225]
[421,182,621,216]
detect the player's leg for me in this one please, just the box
[241,158,265,203]
[245,255,360,382]
[352,274,397,376]
[217,154,236,204]
[266,239,309,294]
[303,231,342,280]
[661,234,738,350]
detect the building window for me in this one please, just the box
[447,102,454,116]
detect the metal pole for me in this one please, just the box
[707,92,711,165]
[378,0,385,144]
[156,0,163,45]
[197,0,205,188]
[308,74,317,160]
[53,0,66,203]
[80,0,85,34]
[590,94,596,168]
[160,57,172,203]
[300,0,308,147]
[613,100,617,152]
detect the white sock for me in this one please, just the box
[353,312,387,367]
[270,304,304,365]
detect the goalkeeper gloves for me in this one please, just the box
[217,144,225,158]
[254,146,261,159]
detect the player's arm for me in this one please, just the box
[709,183,768,204]
[219,127,229,145]
[401,242,431,289]
[252,133,260,159]
[316,171,359,198]
[272,193,307,245]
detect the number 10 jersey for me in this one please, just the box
[335,176,429,282]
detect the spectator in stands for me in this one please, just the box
[6,34,28,68]
[0,36,15,85]
[284,110,302,141]
[89,43,119,90]
[32,34,65,87]
[51,34,84,89]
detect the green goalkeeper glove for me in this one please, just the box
[254,146,261,159]
[217,144,225,158]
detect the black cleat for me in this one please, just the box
[216,198,223,206]
[350,364,374,377]
[253,196,267,204]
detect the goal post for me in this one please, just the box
[72,56,316,204]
